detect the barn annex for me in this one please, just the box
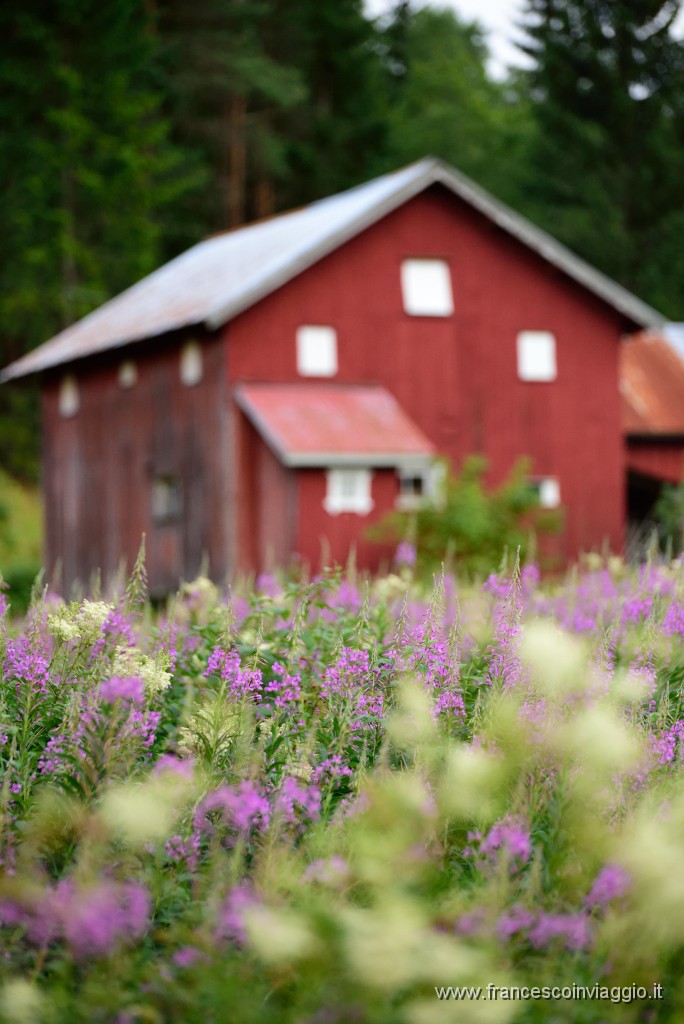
[1,158,666,595]
[621,332,684,539]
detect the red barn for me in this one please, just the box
[1,158,665,594]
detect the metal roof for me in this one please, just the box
[621,332,684,436]
[2,157,666,382]
[235,383,435,468]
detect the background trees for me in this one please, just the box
[515,0,684,317]
[2,0,684,481]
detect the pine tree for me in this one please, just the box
[0,0,195,478]
[264,0,391,209]
[156,0,304,235]
[517,0,684,316]
[378,5,533,202]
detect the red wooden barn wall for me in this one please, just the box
[626,442,684,486]
[226,185,628,571]
[42,333,229,596]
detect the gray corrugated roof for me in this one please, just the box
[1,157,666,381]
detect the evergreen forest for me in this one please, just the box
[2,0,684,481]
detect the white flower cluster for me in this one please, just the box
[47,600,113,646]
[112,645,172,696]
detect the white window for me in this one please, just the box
[323,468,373,515]
[152,475,182,522]
[530,477,561,509]
[58,375,80,417]
[517,331,557,381]
[180,340,203,386]
[401,259,454,317]
[396,462,446,510]
[296,325,338,377]
[118,360,138,389]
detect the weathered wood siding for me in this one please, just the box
[42,332,229,596]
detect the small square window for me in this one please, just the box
[396,470,426,511]
[396,462,446,510]
[517,331,557,381]
[529,476,561,509]
[59,375,80,418]
[118,360,137,389]
[323,468,373,515]
[180,340,203,386]
[297,326,338,377]
[401,259,454,317]
[152,475,183,522]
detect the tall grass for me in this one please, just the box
[0,558,683,1022]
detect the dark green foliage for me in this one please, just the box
[0,0,197,479]
[654,482,684,552]
[371,456,562,578]
[515,0,684,317]
[378,6,534,203]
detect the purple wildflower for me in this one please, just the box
[586,865,631,908]
[527,912,591,952]
[395,542,416,568]
[302,856,349,886]
[216,884,257,945]
[194,781,271,839]
[173,946,207,968]
[205,647,263,700]
[497,906,535,940]
[274,777,321,830]
[311,755,354,786]
[480,817,532,868]
[99,676,144,705]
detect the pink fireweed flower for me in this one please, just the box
[395,541,417,568]
[663,600,684,637]
[165,831,201,873]
[172,945,208,968]
[153,753,195,779]
[274,777,321,830]
[497,906,535,940]
[205,647,263,700]
[302,856,349,886]
[651,721,684,765]
[25,880,151,958]
[433,689,466,720]
[99,675,145,705]
[586,865,631,908]
[311,755,353,786]
[215,883,257,945]
[261,662,302,714]
[194,781,270,838]
[480,817,532,869]
[527,912,591,952]
[4,636,51,694]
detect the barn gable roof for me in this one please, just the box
[1,157,665,382]
[235,383,435,468]
[621,333,684,437]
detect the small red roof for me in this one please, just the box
[621,333,684,436]
[235,383,435,467]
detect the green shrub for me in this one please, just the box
[371,455,562,577]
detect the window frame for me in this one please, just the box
[323,467,373,515]
[180,340,203,387]
[400,258,454,317]
[151,474,183,524]
[58,375,80,418]
[296,325,338,377]
[528,476,561,509]
[517,330,557,382]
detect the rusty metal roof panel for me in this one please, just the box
[621,333,684,436]
[2,157,666,382]
[234,383,436,468]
